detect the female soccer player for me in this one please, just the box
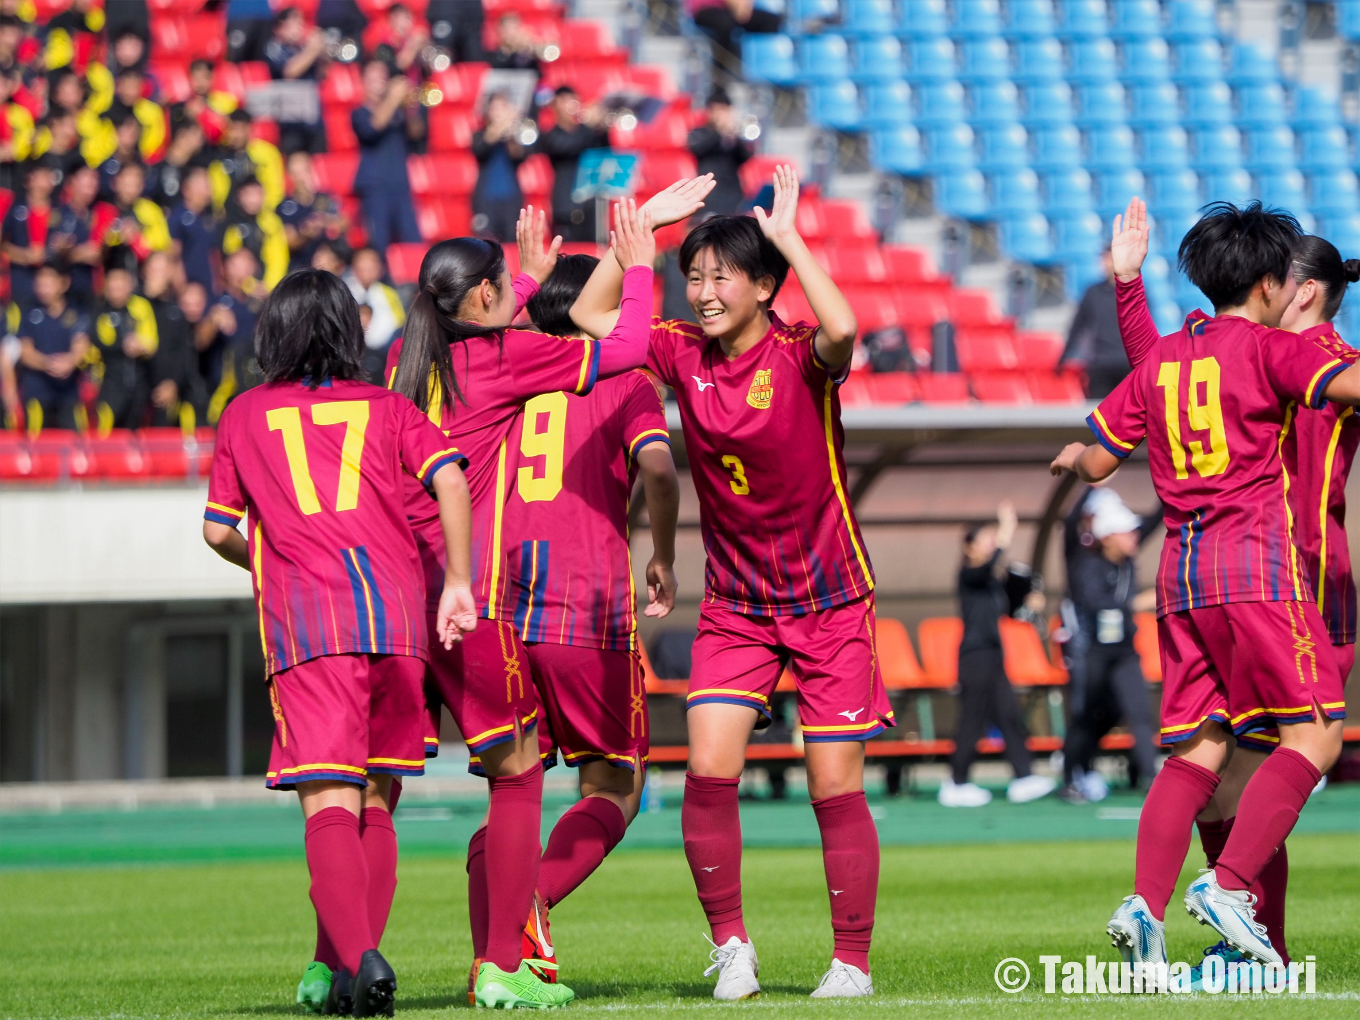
[202,270,476,1017]
[571,166,891,999]
[1108,200,1360,974]
[388,188,708,1009]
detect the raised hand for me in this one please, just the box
[517,205,563,285]
[1111,196,1150,282]
[611,199,656,271]
[640,174,716,227]
[436,583,478,649]
[753,164,800,248]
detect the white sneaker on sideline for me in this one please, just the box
[810,959,873,998]
[938,780,992,807]
[704,935,760,1000]
[1007,774,1058,803]
[1075,769,1109,803]
[1184,870,1281,966]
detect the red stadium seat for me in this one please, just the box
[484,0,563,14]
[839,374,874,407]
[970,372,1033,404]
[517,153,553,196]
[820,199,877,241]
[610,105,690,150]
[320,64,363,106]
[29,430,94,480]
[149,17,190,58]
[826,244,887,285]
[149,62,192,103]
[387,243,431,285]
[238,61,273,92]
[323,106,358,151]
[415,195,472,240]
[893,287,949,330]
[87,432,151,480]
[0,434,59,482]
[212,62,247,102]
[0,188,13,224]
[250,118,279,145]
[543,63,628,104]
[138,428,191,478]
[1014,330,1064,371]
[554,20,625,62]
[624,65,677,100]
[739,154,786,197]
[429,106,475,151]
[793,194,826,239]
[948,288,1011,326]
[148,0,210,12]
[865,372,921,405]
[639,150,697,193]
[843,286,899,333]
[772,283,814,325]
[882,245,946,283]
[311,152,360,194]
[954,325,1019,372]
[407,153,479,196]
[918,617,964,686]
[187,14,228,60]
[1027,371,1087,403]
[916,373,971,403]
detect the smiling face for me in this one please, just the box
[685,247,772,339]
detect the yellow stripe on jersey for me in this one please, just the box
[1305,359,1344,407]
[1317,407,1355,615]
[1276,403,1304,601]
[486,438,509,619]
[206,501,245,518]
[1091,407,1136,450]
[415,447,462,480]
[253,522,269,671]
[628,428,670,457]
[823,380,873,595]
[575,338,593,394]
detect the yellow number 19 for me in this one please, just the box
[267,400,370,514]
[1156,358,1230,480]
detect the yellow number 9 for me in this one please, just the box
[518,391,568,503]
[722,455,750,496]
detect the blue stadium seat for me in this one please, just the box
[1235,83,1287,125]
[842,0,896,37]
[1052,210,1105,260]
[916,81,968,128]
[1243,126,1297,172]
[1056,0,1108,40]
[1227,44,1278,86]
[799,34,853,83]
[852,35,904,83]
[1317,214,1360,257]
[1181,82,1234,128]
[1174,278,1214,315]
[1095,168,1147,220]
[1157,210,1200,258]
[861,80,914,129]
[924,123,978,171]
[1119,38,1172,84]
[1086,125,1137,171]
[1147,168,1202,214]
[1042,168,1096,215]
[1075,82,1128,127]
[990,167,1043,215]
[1191,126,1243,171]
[871,126,925,174]
[789,0,839,35]
[1110,0,1163,41]
[743,34,800,85]
[968,81,1021,127]
[907,37,958,83]
[899,0,949,38]
[934,169,990,218]
[1172,40,1224,84]
[978,123,1030,172]
[1297,126,1349,171]
[1137,126,1192,171]
[1022,82,1074,126]
[1128,82,1181,128]
[1000,212,1055,261]
[1012,38,1064,83]
[1342,0,1360,43]
[1200,168,1253,206]
[1068,39,1117,83]
[1031,124,1084,171]
[959,37,1010,83]
[1258,169,1308,214]
[1309,171,1360,217]
[1293,88,1344,129]
[808,80,863,131]
[1166,0,1219,42]
[950,0,1003,39]
[1004,0,1056,39]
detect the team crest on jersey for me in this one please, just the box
[746,369,773,409]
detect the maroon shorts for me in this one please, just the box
[265,653,426,790]
[1157,600,1347,747]
[529,644,649,771]
[1238,641,1355,751]
[687,595,895,742]
[424,615,540,771]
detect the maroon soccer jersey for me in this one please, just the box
[1089,311,1357,616]
[205,379,466,675]
[646,313,874,615]
[492,369,670,649]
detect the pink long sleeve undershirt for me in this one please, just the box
[596,266,654,379]
[1115,274,1163,370]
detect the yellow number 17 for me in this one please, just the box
[1156,358,1230,480]
[267,400,371,514]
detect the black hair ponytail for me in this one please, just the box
[1289,235,1358,322]
[392,238,507,414]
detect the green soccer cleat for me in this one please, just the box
[473,961,575,1009]
[296,961,333,1014]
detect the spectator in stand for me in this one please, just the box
[352,59,424,253]
[539,84,610,242]
[311,238,348,275]
[39,0,105,73]
[373,3,431,84]
[486,13,541,75]
[91,262,158,430]
[16,263,89,431]
[1,66,35,191]
[31,109,84,188]
[688,0,783,84]
[227,0,277,64]
[169,165,220,293]
[101,0,148,55]
[342,246,404,380]
[278,149,347,272]
[1,156,58,309]
[107,66,165,161]
[210,109,285,215]
[0,14,23,77]
[106,27,148,76]
[1060,248,1128,398]
[45,67,84,120]
[104,162,170,271]
[941,501,1057,808]
[316,0,367,51]
[95,112,142,200]
[1,332,19,430]
[142,250,206,430]
[199,247,267,422]
[145,122,206,207]
[52,164,105,308]
[169,59,237,146]
[471,92,527,243]
[426,0,483,63]
[264,7,328,156]
[221,176,288,291]
[687,88,751,216]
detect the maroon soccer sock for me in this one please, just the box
[360,807,399,944]
[466,824,489,959]
[812,791,878,974]
[1216,748,1320,891]
[1255,842,1290,965]
[484,763,544,972]
[538,795,628,908]
[313,919,340,970]
[682,773,747,944]
[1134,756,1220,921]
[1196,815,1235,868]
[304,806,374,974]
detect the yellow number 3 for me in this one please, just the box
[1156,358,1230,480]
[722,455,750,496]
[267,401,370,515]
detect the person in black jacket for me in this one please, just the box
[1060,248,1128,398]
[141,251,206,429]
[470,92,527,242]
[537,85,611,242]
[686,88,751,216]
[941,501,1058,807]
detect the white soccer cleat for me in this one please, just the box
[1007,774,1058,803]
[809,959,873,998]
[704,935,760,1000]
[1107,894,1167,968]
[1184,870,1282,966]
[938,780,992,807]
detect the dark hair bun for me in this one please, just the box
[1345,259,1360,284]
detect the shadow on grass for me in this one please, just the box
[569,980,813,1000]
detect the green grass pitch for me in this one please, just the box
[3,804,1360,1020]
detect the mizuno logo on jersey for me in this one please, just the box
[701,866,720,872]
[693,376,715,391]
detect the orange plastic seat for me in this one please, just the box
[1134,611,1162,682]
[874,618,928,689]
[917,617,963,687]
[999,616,1067,686]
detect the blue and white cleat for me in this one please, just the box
[1188,941,1246,992]
[1107,894,1167,969]
[1183,870,1281,966]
